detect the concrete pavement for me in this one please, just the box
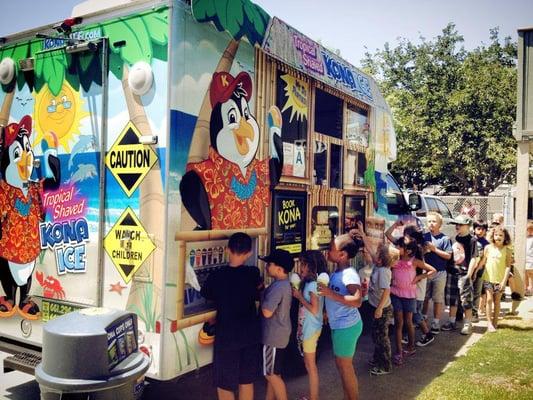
[2,293,532,399]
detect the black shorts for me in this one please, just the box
[262,344,286,376]
[213,343,260,391]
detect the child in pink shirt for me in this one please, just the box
[391,238,436,365]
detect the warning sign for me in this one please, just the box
[106,121,158,197]
[104,207,156,283]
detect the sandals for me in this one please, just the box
[402,348,416,357]
[393,353,403,366]
[17,300,40,320]
[0,296,16,318]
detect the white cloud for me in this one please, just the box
[170,73,211,115]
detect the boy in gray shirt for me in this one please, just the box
[259,249,294,400]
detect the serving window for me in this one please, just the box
[314,88,343,138]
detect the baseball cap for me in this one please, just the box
[2,115,32,148]
[450,214,472,225]
[259,249,294,273]
[209,71,252,107]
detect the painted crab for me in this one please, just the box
[36,271,65,299]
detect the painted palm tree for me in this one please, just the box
[188,0,270,163]
[0,40,41,125]
[99,9,168,329]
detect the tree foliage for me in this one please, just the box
[362,24,517,195]
[192,0,270,46]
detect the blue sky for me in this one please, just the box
[1,0,532,66]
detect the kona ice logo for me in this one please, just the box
[40,218,90,275]
[322,52,373,101]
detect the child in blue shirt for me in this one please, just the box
[319,234,363,400]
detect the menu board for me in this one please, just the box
[271,190,307,254]
[183,239,258,316]
[184,239,229,316]
[106,316,137,370]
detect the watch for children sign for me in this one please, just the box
[104,207,156,283]
[106,121,158,197]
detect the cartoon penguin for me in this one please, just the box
[0,115,60,319]
[180,71,283,230]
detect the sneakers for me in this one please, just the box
[430,323,440,335]
[416,333,435,347]
[471,314,479,323]
[460,323,472,335]
[401,335,408,345]
[441,321,457,331]
[369,366,391,376]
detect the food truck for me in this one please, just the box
[0,0,418,380]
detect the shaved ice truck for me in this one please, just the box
[0,0,418,380]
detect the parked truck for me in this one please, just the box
[0,0,419,381]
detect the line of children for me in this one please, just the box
[202,216,519,399]
[203,232,364,400]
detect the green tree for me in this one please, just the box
[362,24,517,195]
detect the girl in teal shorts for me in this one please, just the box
[319,234,364,400]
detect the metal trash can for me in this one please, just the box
[35,308,150,400]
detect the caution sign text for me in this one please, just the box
[104,207,156,283]
[106,122,158,197]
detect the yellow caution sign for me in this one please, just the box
[106,121,158,197]
[104,207,156,283]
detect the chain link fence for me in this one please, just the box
[439,195,515,238]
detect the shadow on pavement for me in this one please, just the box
[144,301,481,400]
[2,379,40,400]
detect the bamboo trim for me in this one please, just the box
[177,311,217,330]
[315,80,370,111]
[279,176,309,186]
[175,228,267,242]
[268,56,310,83]
[176,240,186,321]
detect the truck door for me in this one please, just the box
[33,39,108,317]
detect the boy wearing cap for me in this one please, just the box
[201,232,263,400]
[260,249,294,400]
[442,215,479,335]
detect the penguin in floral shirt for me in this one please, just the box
[180,71,283,230]
[0,115,60,319]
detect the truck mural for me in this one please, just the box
[0,0,418,381]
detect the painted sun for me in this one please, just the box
[33,81,89,152]
[281,74,308,123]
